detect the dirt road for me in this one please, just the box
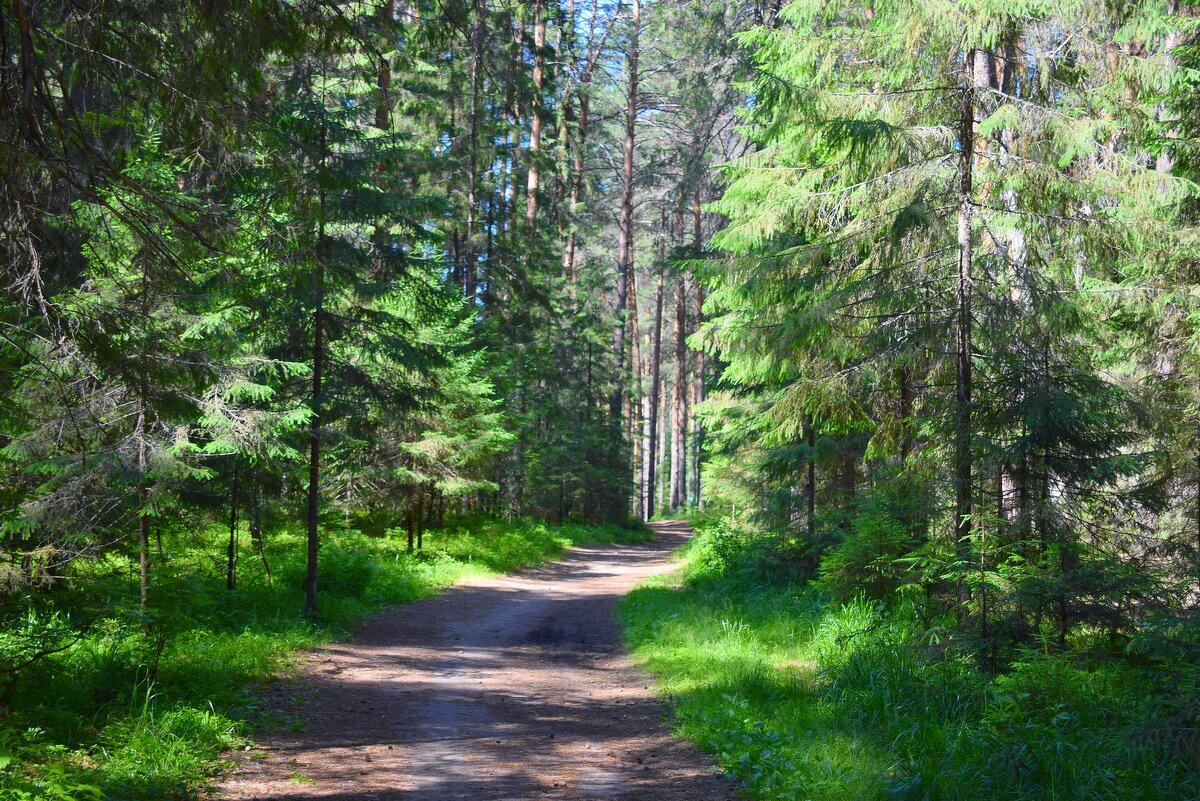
[218,521,735,801]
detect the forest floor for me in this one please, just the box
[217,520,734,801]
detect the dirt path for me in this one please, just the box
[218,521,735,801]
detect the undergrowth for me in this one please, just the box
[618,517,1200,801]
[0,517,647,800]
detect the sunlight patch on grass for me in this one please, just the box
[618,523,1200,801]
[620,573,890,801]
[1,518,648,800]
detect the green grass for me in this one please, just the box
[0,517,648,800]
[618,521,1200,801]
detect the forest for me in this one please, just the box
[3,0,1200,799]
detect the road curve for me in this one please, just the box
[218,520,735,801]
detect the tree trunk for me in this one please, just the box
[611,0,639,423]
[251,482,271,584]
[227,462,239,591]
[562,0,613,282]
[137,256,151,609]
[630,262,645,518]
[407,486,416,552]
[375,1,394,130]
[371,2,395,257]
[660,378,671,512]
[464,0,485,300]
[306,293,323,615]
[1157,2,1184,175]
[806,416,816,543]
[563,90,588,282]
[305,145,328,617]
[670,274,688,510]
[953,49,978,606]
[417,489,426,550]
[689,190,705,507]
[137,403,150,608]
[995,35,1024,545]
[646,234,665,519]
[526,0,546,230]
[756,0,785,27]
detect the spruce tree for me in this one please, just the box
[704,0,1180,648]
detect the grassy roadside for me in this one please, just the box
[1,518,648,800]
[618,519,1198,801]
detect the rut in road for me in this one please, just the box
[219,520,736,801]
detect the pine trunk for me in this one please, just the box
[646,242,665,519]
[464,0,485,299]
[611,0,639,423]
[659,364,671,513]
[526,0,545,230]
[689,191,704,507]
[670,274,688,510]
[563,91,588,281]
[563,0,613,281]
[953,50,978,606]
[630,263,645,518]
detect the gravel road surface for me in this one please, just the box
[218,520,735,801]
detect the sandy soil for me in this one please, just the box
[216,520,736,801]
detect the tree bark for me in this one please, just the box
[306,272,323,616]
[137,252,151,609]
[137,404,150,608]
[562,0,613,282]
[646,231,665,519]
[417,488,426,550]
[660,373,671,512]
[611,0,639,423]
[464,0,486,300]
[689,189,705,507]
[954,49,979,606]
[630,260,645,518]
[526,0,546,230]
[375,1,394,130]
[406,486,416,551]
[563,90,587,281]
[1157,1,1184,175]
[670,274,688,510]
[306,129,328,617]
